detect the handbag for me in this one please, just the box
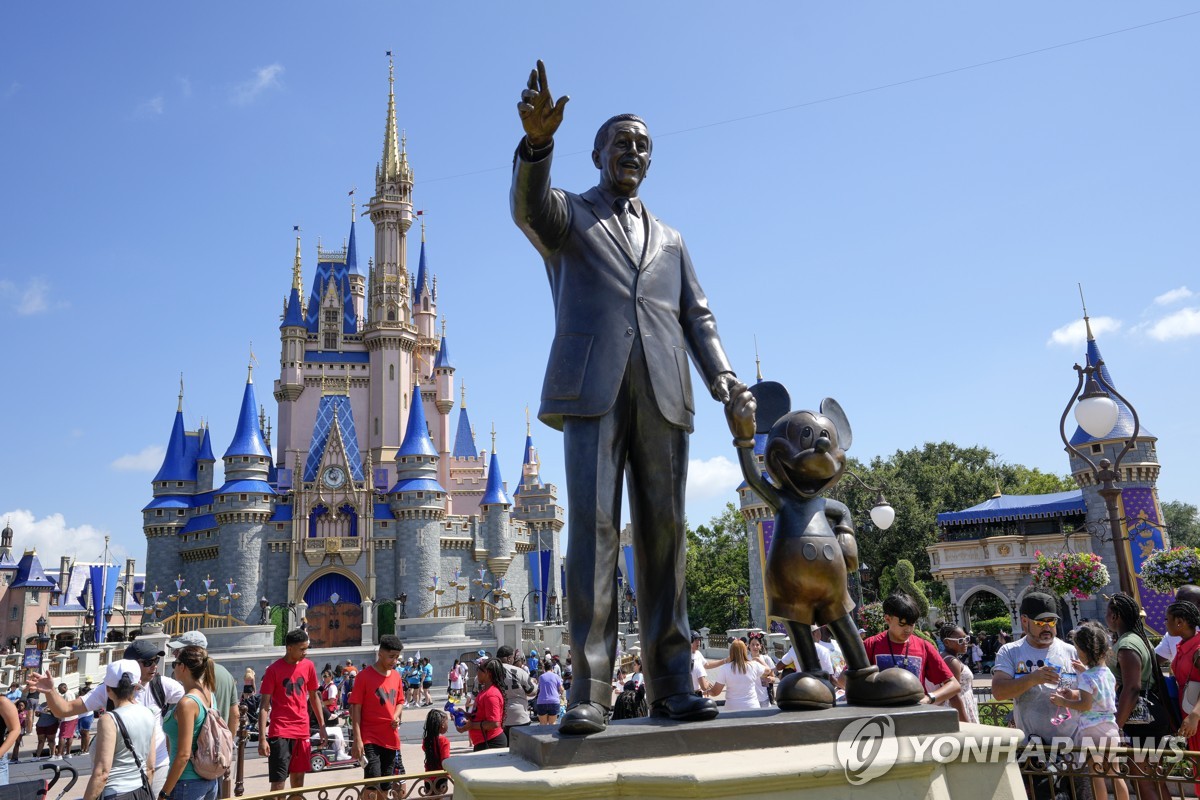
[110,710,154,800]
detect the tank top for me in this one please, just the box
[108,704,156,794]
[162,693,210,782]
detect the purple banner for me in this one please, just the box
[1123,486,1171,633]
[758,520,775,622]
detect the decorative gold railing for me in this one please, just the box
[161,612,247,636]
[422,600,499,622]
[977,699,1014,728]
[236,771,452,799]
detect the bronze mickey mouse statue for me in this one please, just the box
[726,383,923,710]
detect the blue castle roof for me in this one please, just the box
[11,550,55,588]
[347,219,360,275]
[481,450,510,506]
[281,287,305,329]
[197,427,214,462]
[398,385,438,458]
[413,239,429,305]
[1068,332,1153,446]
[142,495,191,511]
[434,336,452,369]
[303,224,358,336]
[154,411,198,483]
[224,376,272,458]
[936,489,1086,527]
[303,394,365,482]
[452,406,477,458]
[215,479,278,496]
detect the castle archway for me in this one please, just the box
[300,570,364,649]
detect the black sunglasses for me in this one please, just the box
[139,657,160,667]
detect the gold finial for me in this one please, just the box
[178,373,185,412]
[320,365,328,395]
[1078,282,1094,341]
[441,315,446,338]
[753,335,762,382]
[420,218,426,243]
[344,371,351,395]
[461,383,467,408]
[292,227,303,292]
[259,404,266,431]
[992,480,1003,499]
[349,188,356,224]
[248,342,257,382]
[525,405,531,436]
[490,422,497,453]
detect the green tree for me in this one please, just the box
[830,442,1075,599]
[893,560,930,618]
[1164,500,1200,548]
[684,503,751,631]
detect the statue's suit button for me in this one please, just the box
[803,543,817,560]
[626,327,634,336]
[637,296,646,304]
[823,544,836,560]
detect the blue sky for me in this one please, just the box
[2,3,1198,566]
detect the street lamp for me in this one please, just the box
[83,609,95,647]
[1058,359,1139,597]
[398,593,408,618]
[520,589,541,622]
[35,616,50,670]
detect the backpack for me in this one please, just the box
[189,693,235,780]
[148,675,175,719]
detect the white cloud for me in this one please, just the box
[0,277,59,316]
[1144,307,1200,342]
[1046,316,1121,347]
[135,95,164,117]
[111,445,166,472]
[231,64,284,106]
[1154,286,1194,306]
[0,509,121,565]
[686,455,745,504]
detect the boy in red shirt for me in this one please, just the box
[349,635,405,800]
[258,629,328,793]
[863,594,960,706]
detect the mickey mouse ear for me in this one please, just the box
[819,398,852,450]
[749,381,791,434]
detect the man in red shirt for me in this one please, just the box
[862,594,960,706]
[349,635,405,800]
[258,629,328,793]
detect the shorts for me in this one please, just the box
[267,736,312,782]
[362,743,399,790]
[36,723,58,736]
[77,714,94,732]
[535,703,559,718]
[1076,719,1120,752]
[57,720,79,741]
[422,681,432,689]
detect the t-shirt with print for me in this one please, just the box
[499,664,534,727]
[863,633,954,687]
[260,658,318,739]
[84,675,185,769]
[993,636,1078,742]
[1076,665,1117,728]
[347,666,403,748]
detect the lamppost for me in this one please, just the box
[201,576,219,617]
[1058,358,1139,597]
[167,576,190,619]
[622,586,634,625]
[520,589,541,622]
[398,593,408,618]
[35,616,50,671]
[83,609,95,647]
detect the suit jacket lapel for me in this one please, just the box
[581,187,639,268]
[638,210,663,272]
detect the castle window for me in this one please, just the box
[389,365,395,380]
[1091,444,1103,455]
[155,510,164,517]
[176,482,184,487]
[240,494,248,501]
[324,309,338,325]
[263,495,270,502]
[324,333,338,349]
[387,310,396,321]
[381,522,389,528]
[8,607,15,620]
[177,510,185,517]
[375,418,380,436]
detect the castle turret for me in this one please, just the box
[144,381,196,605]
[390,384,446,612]
[479,430,513,578]
[347,210,366,325]
[215,366,275,621]
[511,419,563,617]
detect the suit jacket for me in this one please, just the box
[510,141,732,432]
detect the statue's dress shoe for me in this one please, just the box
[559,702,608,735]
[776,671,836,711]
[649,692,719,721]
[844,665,924,706]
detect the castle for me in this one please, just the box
[142,60,564,647]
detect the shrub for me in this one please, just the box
[970,616,1013,636]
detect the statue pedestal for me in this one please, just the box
[445,706,1025,800]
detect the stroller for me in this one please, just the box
[0,762,78,800]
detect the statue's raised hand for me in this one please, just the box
[518,60,569,148]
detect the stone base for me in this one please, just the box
[445,709,1025,800]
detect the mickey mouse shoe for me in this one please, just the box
[844,665,925,706]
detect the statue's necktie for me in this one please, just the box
[614,198,643,261]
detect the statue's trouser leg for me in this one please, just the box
[828,614,872,672]
[784,621,823,674]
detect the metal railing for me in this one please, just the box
[236,772,452,799]
[161,612,247,636]
[422,600,499,622]
[1018,742,1200,800]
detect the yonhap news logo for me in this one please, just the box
[835,714,899,785]
[834,713,1188,786]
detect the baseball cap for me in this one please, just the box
[168,630,208,650]
[124,640,165,662]
[1020,592,1060,621]
[104,660,141,688]
[689,630,701,642]
[496,646,514,659]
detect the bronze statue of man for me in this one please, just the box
[510,60,752,734]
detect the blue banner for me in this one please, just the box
[90,564,120,643]
[527,551,542,621]
[539,550,551,620]
[622,545,636,595]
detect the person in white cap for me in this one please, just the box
[30,639,182,797]
[82,660,157,800]
[168,631,239,798]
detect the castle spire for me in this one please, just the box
[754,335,763,382]
[482,428,510,507]
[292,229,303,293]
[397,383,438,457]
[380,52,400,184]
[224,370,271,459]
[178,373,185,412]
[282,228,306,329]
[1079,282,1095,342]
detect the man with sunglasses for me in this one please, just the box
[28,639,181,797]
[992,592,1079,742]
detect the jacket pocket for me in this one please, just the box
[675,347,694,413]
[545,334,593,400]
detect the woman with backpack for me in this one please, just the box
[160,645,220,800]
[83,660,157,800]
